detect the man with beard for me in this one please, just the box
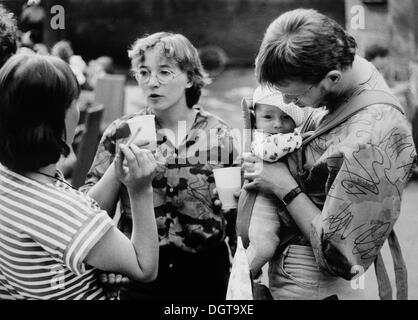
[243,8,417,299]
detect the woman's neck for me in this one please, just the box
[154,103,198,148]
[24,164,57,184]
[155,104,197,131]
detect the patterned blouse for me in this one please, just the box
[81,106,240,253]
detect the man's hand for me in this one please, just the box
[242,152,298,198]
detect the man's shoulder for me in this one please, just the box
[355,101,405,123]
[338,86,406,133]
[326,102,411,152]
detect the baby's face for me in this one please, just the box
[254,103,296,134]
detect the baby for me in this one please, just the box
[245,85,305,277]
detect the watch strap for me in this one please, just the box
[282,186,302,206]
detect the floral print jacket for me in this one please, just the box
[285,67,417,280]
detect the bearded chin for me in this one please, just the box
[320,90,345,112]
[306,88,329,109]
[303,88,343,110]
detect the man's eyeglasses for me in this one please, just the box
[135,69,182,85]
[282,84,314,103]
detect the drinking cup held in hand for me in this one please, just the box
[213,167,242,211]
[127,115,157,151]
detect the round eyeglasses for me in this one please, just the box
[135,69,182,85]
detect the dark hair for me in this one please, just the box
[128,32,211,108]
[0,54,80,172]
[255,9,357,86]
[0,5,18,68]
[365,44,389,61]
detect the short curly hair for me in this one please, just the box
[255,9,357,86]
[0,54,80,172]
[0,5,18,68]
[128,32,211,108]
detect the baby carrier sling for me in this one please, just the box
[237,89,408,299]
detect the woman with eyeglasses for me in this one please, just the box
[81,32,240,300]
[243,9,416,300]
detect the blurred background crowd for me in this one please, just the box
[2,0,417,152]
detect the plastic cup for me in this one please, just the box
[126,115,157,151]
[213,166,242,211]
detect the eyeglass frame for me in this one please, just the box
[134,68,183,85]
[281,84,315,104]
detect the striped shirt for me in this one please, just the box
[0,165,114,300]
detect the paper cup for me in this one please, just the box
[213,166,242,211]
[126,115,157,151]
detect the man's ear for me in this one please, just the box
[323,70,342,89]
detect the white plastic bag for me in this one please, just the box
[226,236,253,300]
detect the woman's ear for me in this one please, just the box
[250,110,256,128]
[185,72,193,88]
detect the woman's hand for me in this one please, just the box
[212,187,241,213]
[115,144,157,193]
[242,152,298,198]
[98,272,131,299]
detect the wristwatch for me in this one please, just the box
[282,186,303,206]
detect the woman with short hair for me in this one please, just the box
[82,32,240,300]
